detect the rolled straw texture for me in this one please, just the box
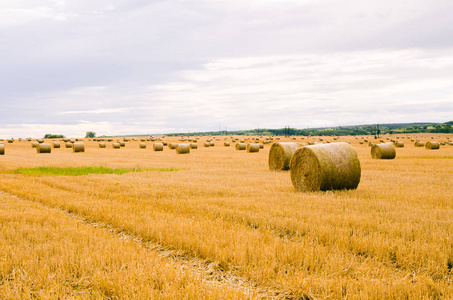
[414,141,425,147]
[176,143,190,154]
[268,142,306,171]
[153,143,164,151]
[235,143,246,150]
[139,143,147,149]
[99,143,106,148]
[0,144,4,155]
[426,141,440,149]
[73,142,85,153]
[246,143,260,153]
[395,141,404,147]
[190,143,198,149]
[224,142,230,147]
[204,142,210,147]
[65,142,72,148]
[31,142,39,148]
[169,143,178,149]
[53,142,60,148]
[112,143,121,149]
[290,142,361,191]
[371,142,396,159]
[37,143,51,154]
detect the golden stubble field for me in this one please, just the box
[1,134,453,299]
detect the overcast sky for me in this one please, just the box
[1,0,453,138]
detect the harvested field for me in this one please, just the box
[1,134,453,299]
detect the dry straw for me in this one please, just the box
[119,141,126,147]
[139,143,147,149]
[169,143,178,149]
[31,142,39,148]
[236,143,246,150]
[53,142,61,148]
[395,141,404,147]
[371,142,396,159]
[414,141,425,147]
[176,143,190,154]
[190,143,198,149]
[209,142,215,146]
[73,142,85,153]
[112,143,121,149]
[99,143,106,148]
[204,142,210,147]
[0,144,4,155]
[246,143,260,153]
[268,142,306,171]
[37,143,51,154]
[426,141,440,150]
[224,142,230,147]
[65,142,72,148]
[290,142,361,191]
[153,143,164,151]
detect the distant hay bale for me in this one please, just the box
[290,142,361,191]
[37,143,51,154]
[99,143,106,148]
[426,141,440,150]
[368,141,374,147]
[112,143,121,149]
[153,143,164,151]
[359,141,364,144]
[209,142,215,147]
[204,142,210,147]
[190,143,198,149]
[139,143,146,149]
[162,141,168,146]
[169,143,178,149]
[259,143,264,149]
[176,143,190,154]
[236,143,246,150]
[395,141,404,147]
[7,139,13,143]
[268,142,306,171]
[119,141,126,147]
[65,142,72,148]
[73,142,85,153]
[53,142,60,148]
[371,142,396,159]
[224,142,230,147]
[414,141,425,147]
[31,142,39,148]
[0,144,4,155]
[247,143,260,153]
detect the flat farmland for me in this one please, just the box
[1,135,453,299]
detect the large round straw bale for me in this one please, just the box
[139,143,146,149]
[290,142,361,191]
[268,142,306,171]
[0,144,4,155]
[224,142,230,147]
[153,143,164,151]
[414,141,425,147]
[112,143,121,149]
[73,142,85,153]
[53,142,61,148]
[176,143,190,154]
[236,143,246,150]
[190,143,198,149]
[31,142,39,148]
[247,143,260,153]
[65,142,72,148]
[209,142,215,147]
[37,138,44,143]
[162,141,168,146]
[426,141,440,150]
[37,143,51,154]
[371,142,396,159]
[99,143,106,148]
[395,141,404,148]
[204,142,210,147]
[169,143,178,149]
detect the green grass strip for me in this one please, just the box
[5,166,179,176]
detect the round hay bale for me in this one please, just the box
[112,143,121,149]
[414,141,425,147]
[53,142,60,148]
[99,143,106,148]
[247,143,260,153]
[290,142,361,191]
[235,143,246,150]
[153,143,164,151]
[73,142,85,153]
[37,138,44,143]
[162,141,168,146]
[169,143,178,149]
[176,143,190,154]
[7,139,13,143]
[371,142,396,159]
[204,142,210,147]
[119,141,125,147]
[426,141,440,150]
[139,143,147,149]
[209,142,215,147]
[0,144,4,155]
[65,142,72,148]
[31,142,39,148]
[395,141,404,148]
[190,143,198,149]
[37,143,51,154]
[268,142,306,171]
[224,142,230,147]
[259,143,264,149]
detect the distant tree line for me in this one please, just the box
[44,134,65,139]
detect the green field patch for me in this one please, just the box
[5,166,179,176]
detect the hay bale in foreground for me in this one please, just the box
[371,142,396,159]
[73,142,85,153]
[247,143,260,153]
[290,142,361,191]
[268,142,306,171]
[53,142,60,148]
[37,143,51,154]
[236,143,246,150]
[31,142,39,148]
[169,143,178,149]
[112,143,121,149]
[426,141,440,150]
[0,144,4,155]
[153,143,164,151]
[176,144,190,154]
[139,143,147,149]
[99,143,106,148]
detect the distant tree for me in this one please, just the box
[44,134,65,139]
[85,131,96,138]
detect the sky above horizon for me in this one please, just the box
[1,0,453,138]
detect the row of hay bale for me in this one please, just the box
[33,142,85,154]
